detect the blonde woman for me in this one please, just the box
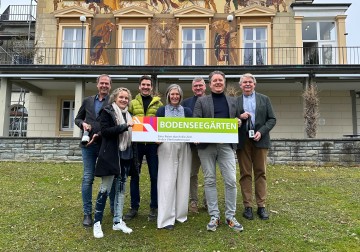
[93,87,137,238]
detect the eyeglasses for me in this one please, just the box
[242,81,254,84]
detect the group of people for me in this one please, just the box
[75,71,276,238]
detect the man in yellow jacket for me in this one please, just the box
[124,75,163,221]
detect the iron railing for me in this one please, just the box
[0,46,359,66]
[0,5,36,21]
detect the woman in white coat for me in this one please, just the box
[155,84,192,230]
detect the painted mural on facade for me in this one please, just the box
[54,0,289,65]
[54,0,289,13]
[212,19,237,65]
[90,19,116,65]
[151,18,177,65]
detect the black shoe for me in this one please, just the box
[257,207,269,220]
[148,208,157,221]
[83,214,92,227]
[123,209,138,221]
[243,207,254,220]
[162,225,174,230]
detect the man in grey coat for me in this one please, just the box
[236,73,276,221]
[193,70,243,232]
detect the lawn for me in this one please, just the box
[0,162,359,251]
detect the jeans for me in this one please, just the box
[94,159,130,224]
[198,144,237,220]
[129,143,158,210]
[81,144,115,215]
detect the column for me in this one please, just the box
[294,16,303,65]
[73,80,85,137]
[0,78,11,137]
[336,15,347,64]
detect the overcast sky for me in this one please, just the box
[0,0,358,46]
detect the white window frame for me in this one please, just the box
[58,24,88,65]
[181,28,206,66]
[118,25,149,65]
[302,20,337,64]
[121,28,146,65]
[61,100,75,131]
[178,25,209,66]
[239,23,272,66]
[242,27,267,66]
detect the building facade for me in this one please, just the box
[0,0,359,140]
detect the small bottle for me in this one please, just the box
[81,130,90,145]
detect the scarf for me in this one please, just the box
[112,102,132,151]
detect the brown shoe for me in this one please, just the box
[189,201,199,213]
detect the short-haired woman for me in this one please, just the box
[156,84,192,230]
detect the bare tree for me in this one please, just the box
[303,79,319,138]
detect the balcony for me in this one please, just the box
[0,5,36,21]
[0,46,359,66]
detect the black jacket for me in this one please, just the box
[74,95,109,143]
[95,104,137,177]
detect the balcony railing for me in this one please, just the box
[0,5,36,21]
[0,46,359,66]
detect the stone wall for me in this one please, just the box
[0,137,82,162]
[1,137,360,166]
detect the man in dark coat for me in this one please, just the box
[74,74,114,227]
[236,73,276,221]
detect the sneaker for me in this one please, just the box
[206,215,220,231]
[93,221,104,238]
[113,220,133,234]
[226,217,244,232]
[189,201,199,213]
[123,209,138,221]
[148,208,157,221]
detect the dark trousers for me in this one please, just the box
[129,143,158,210]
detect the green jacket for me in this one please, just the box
[129,93,163,116]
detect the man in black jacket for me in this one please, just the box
[75,74,114,227]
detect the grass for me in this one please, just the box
[0,162,359,252]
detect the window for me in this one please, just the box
[182,28,206,66]
[243,27,267,65]
[302,21,337,64]
[61,100,75,131]
[9,104,28,137]
[62,27,85,64]
[122,28,145,65]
